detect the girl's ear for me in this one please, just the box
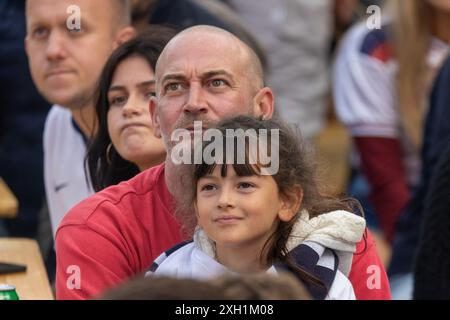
[278,187,303,222]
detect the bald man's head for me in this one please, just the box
[149,25,275,152]
[155,25,265,93]
[26,0,131,29]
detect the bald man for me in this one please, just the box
[25,0,135,236]
[56,26,390,300]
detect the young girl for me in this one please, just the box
[147,116,366,300]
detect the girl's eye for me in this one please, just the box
[200,184,217,192]
[110,96,127,106]
[237,182,254,189]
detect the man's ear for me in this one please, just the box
[149,96,162,138]
[113,26,136,49]
[278,187,303,222]
[253,87,274,120]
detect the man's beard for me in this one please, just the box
[161,114,216,153]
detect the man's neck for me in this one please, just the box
[165,158,198,234]
[70,103,97,139]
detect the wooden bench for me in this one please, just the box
[0,238,53,300]
[0,178,18,219]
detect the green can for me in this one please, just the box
[0,284,20,300]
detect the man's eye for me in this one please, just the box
[166,83,182,92]
[68,27,84,35]
[144,91,156,99]
[210,79,226,87]
[32,27,49,39]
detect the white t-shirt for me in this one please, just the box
[333,22,450,185]
[151,242,356,300]
[43,105,93,236]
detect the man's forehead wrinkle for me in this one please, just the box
[26,0,105,24]
[157,38,245,77]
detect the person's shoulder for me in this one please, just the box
[339,21,392,64]
[147,240,195,276]
[327,270,356,300]
[350,229,392,299]
[45,105,71,125]
[359,25,392,63]
[43,105,73,140]
[56,164,167,233]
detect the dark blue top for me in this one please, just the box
[0,0,50,236]
[389,55,450,276]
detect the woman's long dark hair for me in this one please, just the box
[86,26,175,192]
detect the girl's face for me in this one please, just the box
[196,165,296,261]
[107,55,166,171]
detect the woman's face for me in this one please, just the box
[107,55,166,171]
[427,0,450,12]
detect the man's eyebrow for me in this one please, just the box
[203,70,234,80]
[160,73,187,83]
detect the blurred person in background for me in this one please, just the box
[0,0,53,275]
[333,0,450,298]
[25,0,136,236]
[412,56,450,300]
[86,27,174,192]
[130,0,267,69]
[222,0,383,140]
[0,1,49,237]
[225,0,334,140]
[100,272,312,300]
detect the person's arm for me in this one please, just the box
[333,24,407,242]
[349,229,391,300]
[55,224,134,300]
[354,137,411,243]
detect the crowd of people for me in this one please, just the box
[1,0,449,300]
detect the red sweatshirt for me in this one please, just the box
[55,164,391,300]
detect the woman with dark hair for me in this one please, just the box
[86,27,175,192]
